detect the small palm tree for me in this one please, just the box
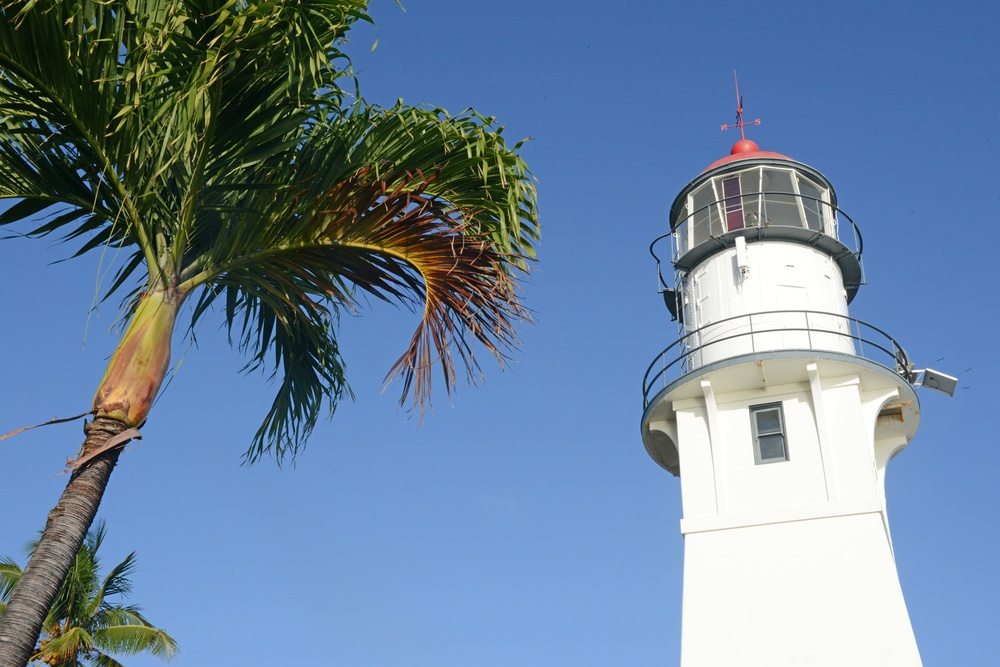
[1,520,179,666]
[0,0,538,663]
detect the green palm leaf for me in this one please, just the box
[93,619,178,660]
[0,557,21,605]
[90,654,128,667]
[41,625,96,663]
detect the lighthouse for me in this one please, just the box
[640,102,954,665]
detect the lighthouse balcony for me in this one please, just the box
[663,196,864,301]
[642,309,913,409]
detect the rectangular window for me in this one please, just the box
[750,403,788,464]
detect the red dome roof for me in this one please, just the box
[703,139,792,172]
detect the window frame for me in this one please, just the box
[750,402,789,465]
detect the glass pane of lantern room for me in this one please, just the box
[689,182,720,249]
[762,169,802,227]
[740,168,762,227]
[723,177,744,230]
[798,177,824,232]
[676,213,689,258]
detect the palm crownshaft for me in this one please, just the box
[0,1,538,663]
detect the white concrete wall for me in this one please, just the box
[681,242,854,369]
[681,514,921,666]
[669,363,921,666]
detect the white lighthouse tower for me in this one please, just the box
[641,99,953,666]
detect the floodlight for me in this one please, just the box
[919,368,958,397]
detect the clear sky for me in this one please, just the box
[1,1,996,665]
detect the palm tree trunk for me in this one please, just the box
[0,289,179,667]
[0,417,128,667]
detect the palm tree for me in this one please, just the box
[1,520,179,666]
[0,0,539,663]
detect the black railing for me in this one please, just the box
[642,310,913,408]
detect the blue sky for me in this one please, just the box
[1,1,996,664]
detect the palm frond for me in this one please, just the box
[0,557,22,603]
[0,0,371,283]
[336,103,540,266]
[40,625,95,663]
[0,0,140,257]
[93,619,178,659]
[1,0,539,466]
[94,552,137,602]
[175,102,537,459]
[91,652,128,667]
[307,168,530,407]
[192,274,351,464]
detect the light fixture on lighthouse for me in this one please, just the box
[917,368,958,396]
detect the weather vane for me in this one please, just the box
[720,71,761,140]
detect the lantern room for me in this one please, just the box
[666,140,863,303]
